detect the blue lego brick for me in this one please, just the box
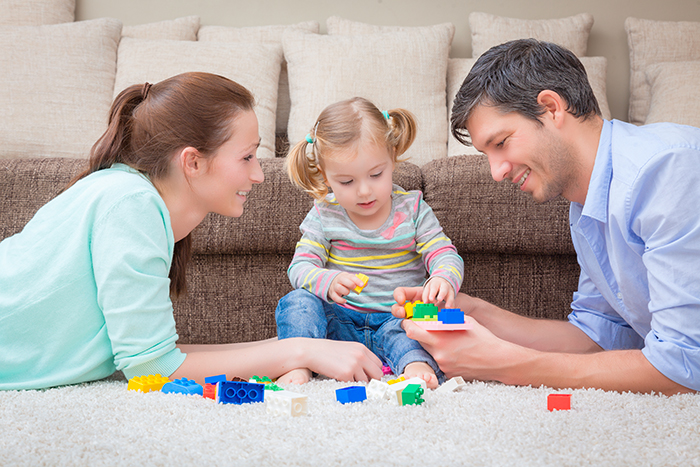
[336,386,367,404]
[161,377,203,396]
[216,381,265,404]
[438,308,465,324]
[205,374,227,385]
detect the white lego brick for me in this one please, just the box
[266,390,308,417]
[435,376,467,393]
[367,379,391,401]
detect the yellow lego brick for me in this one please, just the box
[387,376,406,385]
[404,300,423,319]
[128,374,170,393]
[353,273,369,294]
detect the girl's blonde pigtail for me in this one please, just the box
[285,139,329,200]
[385,108,417,161]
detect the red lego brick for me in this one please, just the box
[547,393,571,411]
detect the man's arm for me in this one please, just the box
[393,288,693,395]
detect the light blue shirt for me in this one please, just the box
[569,119,700,390]
[0,164,186,390]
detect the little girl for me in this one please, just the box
[276,97,464,388]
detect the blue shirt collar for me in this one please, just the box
[580,119,613,223]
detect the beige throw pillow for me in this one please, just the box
[121,16,200,41]
[283,28,452,166]
[198,21,320,136]
[0,18,121,159]
[0,0,74,25]
[645,61,700,128]
[326,15,455,37]
[469,12,594,58]
[114,38,282,159]
[625,18,700,125]
[446,57,611,157]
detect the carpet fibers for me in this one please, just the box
[1,374,699,466]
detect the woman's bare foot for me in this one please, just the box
[401,361,439,389]
[276,368,312,385]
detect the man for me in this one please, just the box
[393,39,700,395]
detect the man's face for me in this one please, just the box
[464,104,579,204]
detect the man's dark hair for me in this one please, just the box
[451,38,601,146]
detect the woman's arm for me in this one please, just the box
[172,337,384,384]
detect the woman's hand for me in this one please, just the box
[302,338,384,382]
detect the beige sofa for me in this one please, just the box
[2,1,699,345]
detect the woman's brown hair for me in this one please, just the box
[70,72,255,297]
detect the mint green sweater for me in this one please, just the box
[0,164,186,390]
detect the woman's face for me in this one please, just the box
[197,110,265,218]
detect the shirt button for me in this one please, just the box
[617,292,623,300]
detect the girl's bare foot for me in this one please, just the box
[401,361,439,389]
[276,368,312,385]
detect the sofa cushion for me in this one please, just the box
[0,158,85,242]
[198,21,320,137]
[421,155,574,256]
[446,57,612,157]
[625,18,700,125]
[469,12,594,58]
[0,0,74,25]
[121,16,200,40]
[114,37,282,159]
[644,61,700,128]
[0,18,121,159]
[191,158,423,255]
[283,27,453,167]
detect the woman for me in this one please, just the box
[0,72,383,390]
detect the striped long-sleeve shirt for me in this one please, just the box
[288,185,464,313]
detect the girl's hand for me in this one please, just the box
[328,273,365,304]
[421,277,455,308]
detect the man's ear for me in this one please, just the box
[537,90,567,129]
[178,146,206,178]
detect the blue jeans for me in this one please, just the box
[275,289,444,382]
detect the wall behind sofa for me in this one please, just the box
[76,0,700,122]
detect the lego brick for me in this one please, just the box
[387,376,405,385]
[266,390,308,417]
[438,308,465,324]
[404,300,423,319]
[353,273,369,294]
[399,384,425,406]
[414,321,472,331]
[367,379,391,401]
[548,394,571,411]
[435,376,467,393]
[127,374,170,393]
[205,374,227,385]
[336,386,367,404]
[249,375,273,384]
[389,377,427,405]
[203,383,216,400]
[216,381,265,404]
[381,364,393,375]
[413,303,438,320]
[161,378,204,396]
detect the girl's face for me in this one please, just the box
[322,140,395,230]
[198,110,264,218]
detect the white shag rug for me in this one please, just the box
[2,373,699,467]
